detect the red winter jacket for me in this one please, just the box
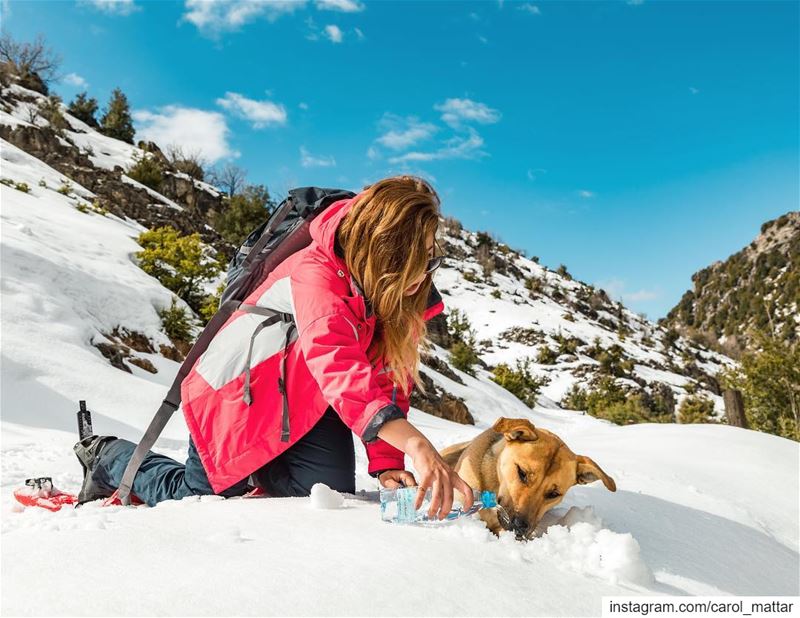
[180,194,444,493]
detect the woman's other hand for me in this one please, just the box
[377,469,417,489]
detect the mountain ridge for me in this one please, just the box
[662,210,799,357]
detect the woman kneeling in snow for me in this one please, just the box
[77,176,474,519]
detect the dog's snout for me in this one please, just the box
[511,515,530,536]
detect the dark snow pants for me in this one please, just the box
[93,407,356,506]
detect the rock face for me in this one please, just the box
[410,370,474,425]
[425,313,452,349]
[93,328,159,374]
[663,211,799,356]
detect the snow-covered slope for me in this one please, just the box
[1,83,798,616]
[1,82,225,251]
[432,223,733,417]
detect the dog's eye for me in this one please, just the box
[545,489,560,500]
[516,465,528,484]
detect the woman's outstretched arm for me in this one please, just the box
[377,417,474,520]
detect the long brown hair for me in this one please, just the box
[337,176,440,395]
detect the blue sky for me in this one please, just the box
[4,0,798,318]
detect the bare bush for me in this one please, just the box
[442,215,463,236]
[166,145,208,181]
[208,163,247,197]
[476,243,495,279]
[0,33,61,89]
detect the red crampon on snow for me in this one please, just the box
[13,477,78,512]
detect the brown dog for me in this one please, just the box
[441,417,616,539]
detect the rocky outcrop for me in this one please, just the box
[410,370,474,425]
[425,313,451,349]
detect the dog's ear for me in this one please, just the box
[575,455,616,491]
[493,417,538,442]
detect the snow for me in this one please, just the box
[1,106,798,615]
[0,137,189,442]
[121,173,185,211]
[309,483,345,509]
[524,509,654,587]
[64,114,141,172]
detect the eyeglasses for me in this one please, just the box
[424,239,445,274]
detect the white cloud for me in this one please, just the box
[689,86,700,95]
[372,98,499,166]
[324,24,343,43]
[626,289,659,302]
[434,97,501,128]
[298,102,309,110]
[596,278,659,305]
[526,168,546,181]
[300,146,336,167]
[518,3,540,15]
[216,92,287,128]
[354,26,365,39]
[80,0,140,15]
[578,189,595,198]
[182,0,306,34]
[315,0,364,12]
[376,114,438,150]
[388,127,485,164]
[477,35,488,44]
[133,106,236,164]
[63,72,89,88]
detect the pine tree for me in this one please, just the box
[68,92,99,127]
[446,309,480,375]
[100,88,135,143]
[721,332,800,440]
[211,184,274,246]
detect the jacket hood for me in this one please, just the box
[308,193,362,267]
[308,192,373,313]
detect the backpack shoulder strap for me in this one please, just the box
[116,298,242,505]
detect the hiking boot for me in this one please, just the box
[73,435,118,505]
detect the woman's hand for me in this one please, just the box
[377,417,474,520]
[406,437,474,520]
[377,469,417,489]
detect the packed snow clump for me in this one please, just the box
[310,483,344,509]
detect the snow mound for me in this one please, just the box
[527,517,654,586]
[310,483,345,509]
[443,506,653,587]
